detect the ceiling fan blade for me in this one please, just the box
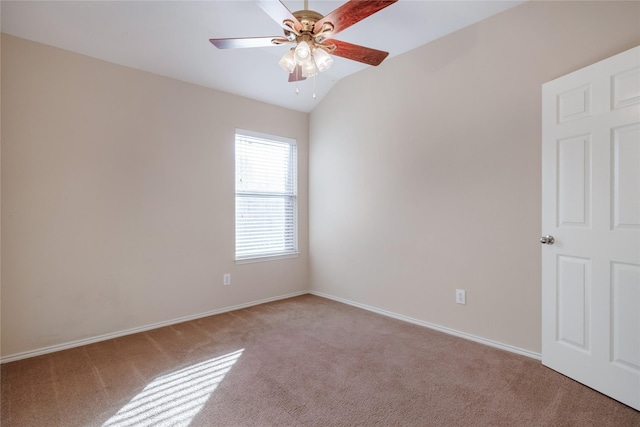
[209,37,289,49]
[256,0,302,32]
[288,64,306,82]
[328,39,389,66]
[314,0,397,38]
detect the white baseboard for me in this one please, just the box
[2,290,541,364]
[1,290,308,364]
[310,290,541,361]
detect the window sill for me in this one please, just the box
[235,252,300,265]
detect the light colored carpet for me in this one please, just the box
[1,294,638,426]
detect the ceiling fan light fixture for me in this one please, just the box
[313,47,334,72]
[279,49,297,73]
[209,0,398,89]
[294,41,312,64]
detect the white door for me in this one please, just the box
[542,46,640,411]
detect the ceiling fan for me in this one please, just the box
[209,0,398,83]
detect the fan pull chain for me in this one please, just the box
[313,74,316,100]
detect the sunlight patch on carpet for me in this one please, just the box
[103,349,243,427]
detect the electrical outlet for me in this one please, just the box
[223,274,231,286]
[456,289,466,305]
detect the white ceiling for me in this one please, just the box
[1,1,524,113]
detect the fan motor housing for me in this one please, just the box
[292,10,323,33]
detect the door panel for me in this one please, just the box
[612,66,640,109]
[542,46,640,411]
[557,135,591,227]
[612,123,640,229]
[611,262,640,372]
[557,255,591,351]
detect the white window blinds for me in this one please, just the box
[235,130,298,260]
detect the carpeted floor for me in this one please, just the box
[1,294,638,426]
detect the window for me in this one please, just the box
[235,129,298,261]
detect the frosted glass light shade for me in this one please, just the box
[301,60,317,77]
[278,49,296,73]
[313,48,334,72]
[294,41,312,64]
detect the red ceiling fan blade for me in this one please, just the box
[256,0,302,32]
[314,0,397,39]
[210,37,289,49]
[327,39,389,66]
[288,64,306,82]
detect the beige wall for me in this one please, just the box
[309,1,640,353]
[1,34,309,358]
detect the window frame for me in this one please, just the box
[234,129,299,263]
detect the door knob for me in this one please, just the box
[540,235,555,245]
